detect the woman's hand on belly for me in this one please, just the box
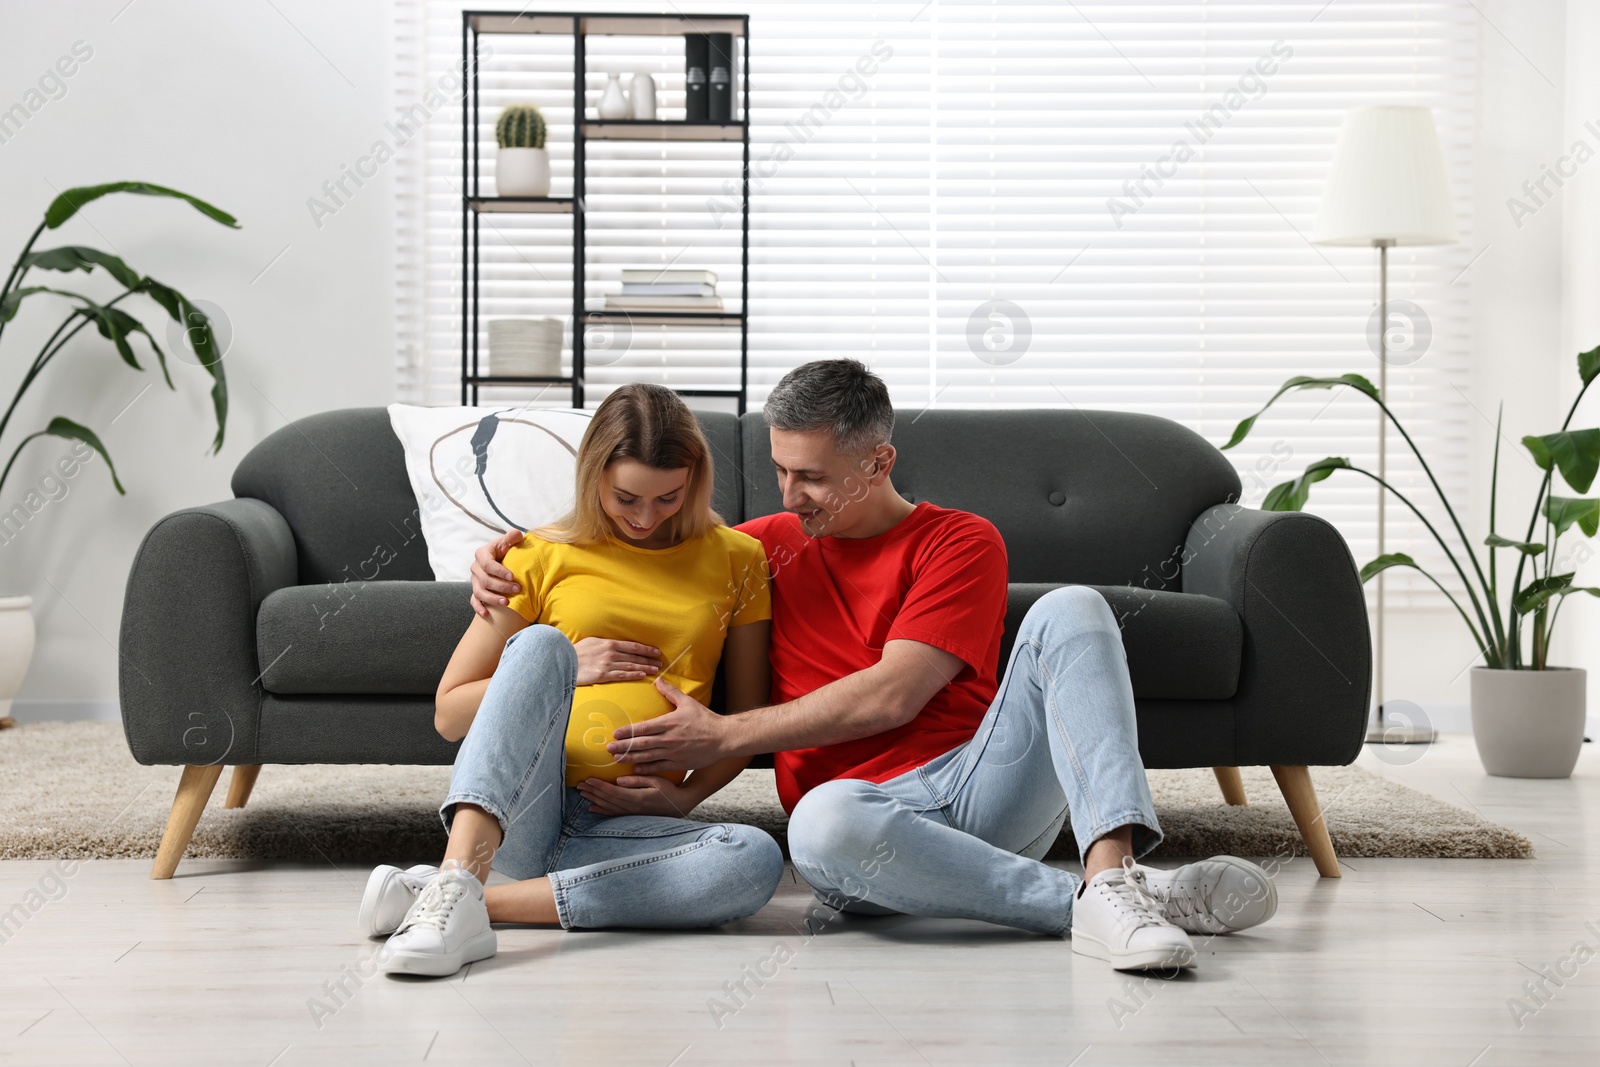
[576,774,698,818]
[573,636,663,685]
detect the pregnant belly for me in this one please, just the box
[565,678,689,787]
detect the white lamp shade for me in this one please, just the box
[1312,106,1458,246]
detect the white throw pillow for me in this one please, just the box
[387,404,593,581]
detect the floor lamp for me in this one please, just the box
[1312,106,1458,744]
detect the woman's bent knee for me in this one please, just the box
[501,623,578,679]
[702,823,785,924]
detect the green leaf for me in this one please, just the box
[21,246,142,289]
[1360,552,1419,582]
[136,277,226,452]
[0,286,50,323]
[1484,532,1545,556]
[44,182,239,230]
[1260,456,1351,512]
[1580,344,1600,387]
[1511,573,1600,615]
[77,302,174,386]
[1523,429,1600,494]
[39,417,125,494]
[1221,374,1380,450]
[1544,496,1600,538]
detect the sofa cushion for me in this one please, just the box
[259,578,1240,703]
[1003,584,1241,701]
[257,581,474,695]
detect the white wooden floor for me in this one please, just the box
[2,734,1598,1066]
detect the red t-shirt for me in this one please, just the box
[735,502,1009,813]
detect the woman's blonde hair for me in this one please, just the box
[532,383,722,545]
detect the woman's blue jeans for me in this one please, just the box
[786,586,1163,936]
[442,624,785,930]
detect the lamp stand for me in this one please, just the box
[1365,238,1437,745]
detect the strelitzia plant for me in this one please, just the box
[1222,346,1600,671]
[0,182,237,498]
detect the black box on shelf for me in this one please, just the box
[707,32,735,121]
[685,34,710,121]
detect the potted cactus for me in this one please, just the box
[495,104,550,198]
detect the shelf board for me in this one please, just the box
[583,121,745,142]
[464,374,574,384]
[467,196,575,214]
[466,12,745,37]
[585,310,744,327]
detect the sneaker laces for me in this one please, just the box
[1091,858,1174,933]
[1124,857,1206,923]
[397,874,465,935]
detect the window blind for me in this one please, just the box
[395,1,1477,604]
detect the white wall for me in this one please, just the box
[1377,0,1590,730]
[2,1,1595,724]
[1557,0,1600,723]
[0,0,399,718]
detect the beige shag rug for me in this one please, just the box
[0,722,1532,864]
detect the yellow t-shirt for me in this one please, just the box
[502,524,771,786]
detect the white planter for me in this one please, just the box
[1470,666,1587,778]
[495,147,550,198]
[0,595,36,719]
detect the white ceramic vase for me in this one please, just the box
[0,595,36,720]
[629,73,657,120]
[598,74,630,119]
[495,147,550,198]
[1470,666,1587,778]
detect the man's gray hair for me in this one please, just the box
[763,358,894,456]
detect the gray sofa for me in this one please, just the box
[120,406,1370,879]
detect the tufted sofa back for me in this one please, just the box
[740,408,1241,589]
[231,406,1239,590]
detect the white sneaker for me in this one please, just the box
[1070,859,1196,972]
[358,864,438,939]
[1126,855,1278,935]
[381,866,497,978]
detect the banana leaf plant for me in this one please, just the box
[1222,346,1600,671]
[0,181,238,499]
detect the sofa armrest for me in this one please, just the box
[1180,504,1371,767]
[119,498,298,766]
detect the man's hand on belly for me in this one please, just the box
[607,677,731,773]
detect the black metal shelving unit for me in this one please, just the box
[461,10,751,412]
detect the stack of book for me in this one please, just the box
[604,269,723,312]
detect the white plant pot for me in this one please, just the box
[495,147,550,198]
[1470,666,1587,778]
[0,595,36,720]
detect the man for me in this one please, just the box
[470,359,1276,971]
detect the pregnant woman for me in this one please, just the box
[359,383,783,977]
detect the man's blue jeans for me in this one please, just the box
[787,586,1162,936]
[441,624,785,930]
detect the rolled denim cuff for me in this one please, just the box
[545,870,576,930]
[440,790,512,839]
[1081,810,1164,866]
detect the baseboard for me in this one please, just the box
[1371,702,1599,739]
[7,699,121,723]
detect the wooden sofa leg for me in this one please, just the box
[1270,765,1341,878]
[224,765,262,809]
[1212,766,1247,806]
[152,765,223,880]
